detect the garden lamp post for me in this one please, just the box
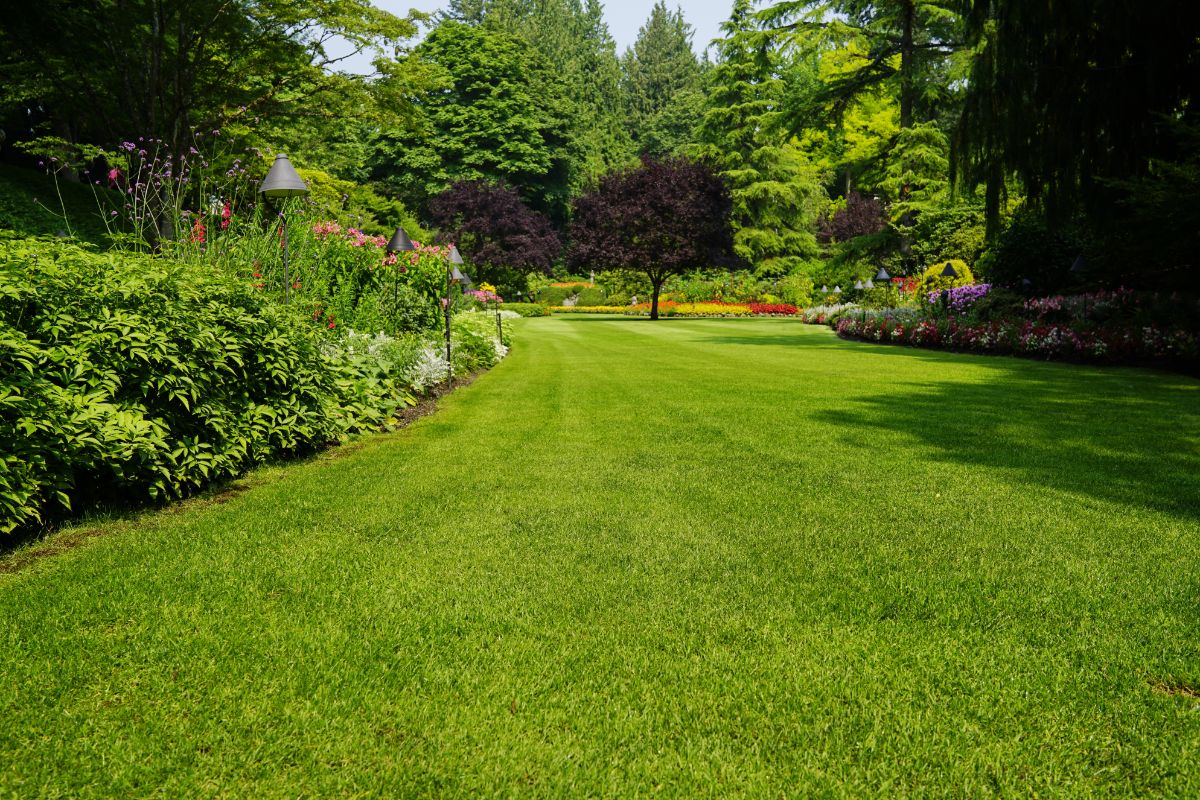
[832,285,842,297]
[444,245,468,389]
[875,268,892,314]
[940,262,959,312]
[386,226,416,309]
[259,154,309,305]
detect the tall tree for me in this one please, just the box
[695,0,826,276]
[569,157,737,320]
[0,0,420,163]
[369,21,575,223]
[953,0,1200,253]
[443,0,633,183]
[621,2,705,155]
[760,0,966,133]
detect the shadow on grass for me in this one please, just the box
[817,356,1200,523]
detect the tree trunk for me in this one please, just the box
[650,278,663,320]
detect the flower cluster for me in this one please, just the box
[747,303,799,315]
[926,283,991,312]
[466,289,503,304]
[345,228,388,248]
[312,221,343,239]
[836,316,1198,362]
[1023,288,1136,320]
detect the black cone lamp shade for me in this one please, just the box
[940,262,959,279]
[864,279,874,289]
[833,285,842,294]
[875,268,891,282]
[259,154,308,198]
[448,245,465,265]
[387,227,416,253]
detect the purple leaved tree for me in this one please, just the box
[568,157,738,320]
[429,180,561,293]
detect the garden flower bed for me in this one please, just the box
[549,301,801,317]
[830,286,1199,368]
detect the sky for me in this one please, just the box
[333,0,734,72]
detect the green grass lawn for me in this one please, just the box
[3,316,1199,797]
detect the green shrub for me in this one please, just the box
[536,286,574,306]
[916,259,975,295]
[0,235,417,534]
[909,203,987,267]
[499,302,550,317]
[575,287,608,306]
[976,209,1087,292]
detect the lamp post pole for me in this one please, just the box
[258,154,309,305]
[385,227,417,328]
[940,262,959,313]
[444,264,453,388]
[445,245,467,389]
[494,294,503,345]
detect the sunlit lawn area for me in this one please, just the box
[2,316,1198,797]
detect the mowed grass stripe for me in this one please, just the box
[2,316,1198,798]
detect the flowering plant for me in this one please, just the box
[927,283,991,312]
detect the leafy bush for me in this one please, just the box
[916,259,975,295]
[0,236,429,534]
[574,287,608,306]
[976,209,1088,293]
[908,203,987,266]
[536,286,575,306]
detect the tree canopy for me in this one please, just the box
[569,157,737,319]
[429,179,561,295]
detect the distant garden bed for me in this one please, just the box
[552,301,800,317]
[821,287,1199,369]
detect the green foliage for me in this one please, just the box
[575,287,609,306]
[594,269,652,304]
[621,2,705,155]
[449,0,634,184]
[295,168,426,238]
[777,272,816,307]
[917,258,974,294]
[974,210,1087,293]
[0,235,416,534]
[536,287,575,307]
[908,201,987,267]
[0,0,423,171]
[0,164,113,245]
[695,0,826,276]
[370,21,575,222]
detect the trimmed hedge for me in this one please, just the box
[499,302,550,317]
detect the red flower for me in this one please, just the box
[221,201,232,230]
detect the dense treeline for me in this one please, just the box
[1,0,1196,295]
